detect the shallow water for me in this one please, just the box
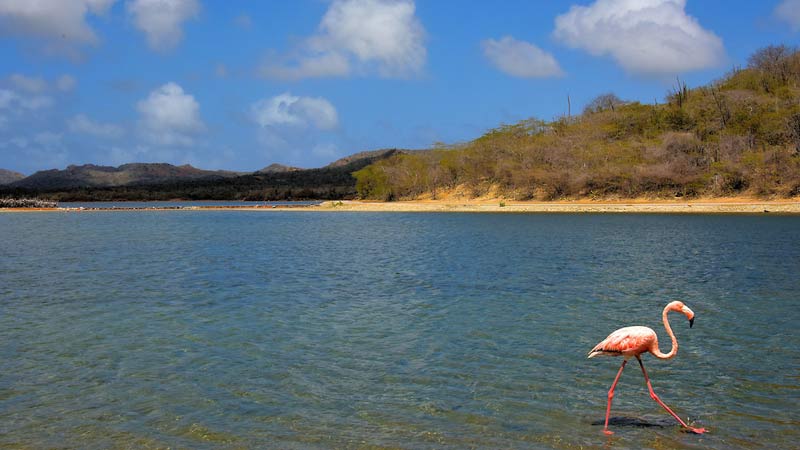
[1,212,798,449]
[58,200,322,209]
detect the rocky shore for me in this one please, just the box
[0,198,58,208]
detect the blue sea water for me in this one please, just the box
[1,211,798,449]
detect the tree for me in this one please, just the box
[584,93,627,114]
[747,44,797,90]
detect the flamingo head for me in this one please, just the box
[667,300,695,328]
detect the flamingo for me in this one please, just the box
[588,300,707,435]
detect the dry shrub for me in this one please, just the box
[663,132,702,158]
[507,169,537,200]
[468,181,492,198]
[535,170,573,200]
[709,164,748,195]
[718,134,752,163]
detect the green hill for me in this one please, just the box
[354,45,800,201]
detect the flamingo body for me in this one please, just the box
[590,301,706,435]
[588,326,657,359]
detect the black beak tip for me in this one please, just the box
[689,318,694,328]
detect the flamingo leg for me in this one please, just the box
[603,359,627,435]
[636,356,707,434]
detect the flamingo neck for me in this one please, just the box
[652,305,678,359]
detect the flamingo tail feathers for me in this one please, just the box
[587,348,623,358]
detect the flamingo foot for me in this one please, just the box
[684,427,707,434]
[603,429,614,436]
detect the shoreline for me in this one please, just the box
[2,198,800,214]
[314,199,800,214]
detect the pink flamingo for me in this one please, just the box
[588,300,707,435]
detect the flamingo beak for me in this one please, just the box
[681,305,695,328]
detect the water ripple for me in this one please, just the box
[1,212,798,449]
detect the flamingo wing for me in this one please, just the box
[588,326,655,358]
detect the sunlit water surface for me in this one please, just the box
[1,211,798,449]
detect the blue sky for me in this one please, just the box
[0,0,798,174]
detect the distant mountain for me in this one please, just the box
[0,169,25,185]
[10,163,242,190]
[256,163,302,174]
[1,149,404,201]
[325,149,406,168]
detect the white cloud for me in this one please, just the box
[4,73,74,97]
[9,74,47,93]
[262,0,426,80]
[137,82,204,146]
[0,88,52,111]
[553,0,725,76]
[0,0,115,57]
[126,0,200,52]
[262,52,351,80]
[19,95,53,110]
[250,94,341,167]
[68,114,125,139]
[57,74,77,92]
[482,36,563,78]
[251,93,338,130]
[314,0,426,74]
[776,0,800,31]
[0,89,15,109]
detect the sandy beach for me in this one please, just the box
[310,199,800,214]
[3,198,800,214]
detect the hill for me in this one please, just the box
[10,163,241,190]
[1,149,403,201]
[354,45,800,201]
[325,149,404,168]
[0,169,24,185]
[256,163,302,174]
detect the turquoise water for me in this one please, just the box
[1,212,798,449]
